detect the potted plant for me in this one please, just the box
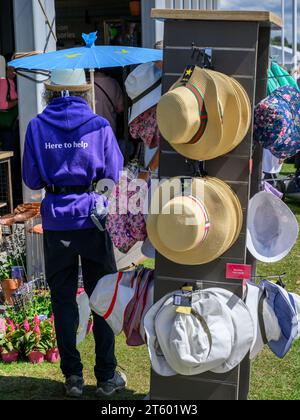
[0,253,18,305]
[0,319,22,363]
[43,317,60,364]
[23,316,47,364]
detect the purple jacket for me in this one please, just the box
[23,96,124,231]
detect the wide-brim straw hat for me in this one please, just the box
[147,177,243,265]
[157,66,251,161]
[247,191,299,263]
[44,69,92,92]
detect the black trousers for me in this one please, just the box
[43,228,117,382]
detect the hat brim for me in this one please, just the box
[158,68,223,160]
[143,292,177,377]
[262,281,298,358]
[245,282,266,360]
[207,288,254,373]
[247,192,299,263]
[129,84,162,124]
[147,177,243,265]
[44,82,92,92]
[156,292,234,376]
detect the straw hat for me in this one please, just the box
[147,177,243,265]
[45,69,91,92]
[247,191,299,263]
[157,66,251,161]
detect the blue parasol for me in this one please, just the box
[9,32,163,112]
[8,32,162,71]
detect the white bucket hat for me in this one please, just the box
[144,288,254,377]
[247,191,299,263]
[90,271,137,335]
[45,69,91,92]
[156,292,234,376]
[143,292,177,377]
[246,281,298,359]
[205,288,254,373]
[126,62,162,124]
[0,55,6,78]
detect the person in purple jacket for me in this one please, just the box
[22,69,125,398]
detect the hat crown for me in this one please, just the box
[49,69,87,87]
[125,62,161,100]
[0,56,6,78]
[156,196,209,253]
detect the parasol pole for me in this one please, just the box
[90,68,96,113]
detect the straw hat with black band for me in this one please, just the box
[157,66,251,161]
[44,69,92,92]
[147,177,243,266]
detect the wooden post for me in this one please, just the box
[150,9,282,401]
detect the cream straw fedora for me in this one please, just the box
[157,66,251,161]
[147,177,243,265]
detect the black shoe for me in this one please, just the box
[96,371,127,397]
[65,375,84,398]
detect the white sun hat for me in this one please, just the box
[205,288,254,373]
[247,191,299,263]
[0,55,6,78]
[155,291,235,376]
[143,292,177,377]
[125,62,162,124]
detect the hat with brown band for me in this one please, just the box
[157,66,251,161]
[147,177,243,265]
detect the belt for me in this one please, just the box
[45,184,96,195]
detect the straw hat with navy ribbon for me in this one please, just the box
[147,177,243,265]
[157,66,251,161]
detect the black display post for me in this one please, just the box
[150,9,282,401]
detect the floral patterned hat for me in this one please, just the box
[254,86,300,159]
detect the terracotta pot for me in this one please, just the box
[129,1,141,16]
[46,348,60,364]
[28,351,45,364]
[86,320,94,335]
[1,351,19,363]
[1,279,19,305]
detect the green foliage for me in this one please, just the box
[0,253,15,281]
[0,327,23,354]
[5,291,52,325]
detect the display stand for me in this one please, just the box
[150,9,282,401]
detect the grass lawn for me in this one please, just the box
[0,164,299,400]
